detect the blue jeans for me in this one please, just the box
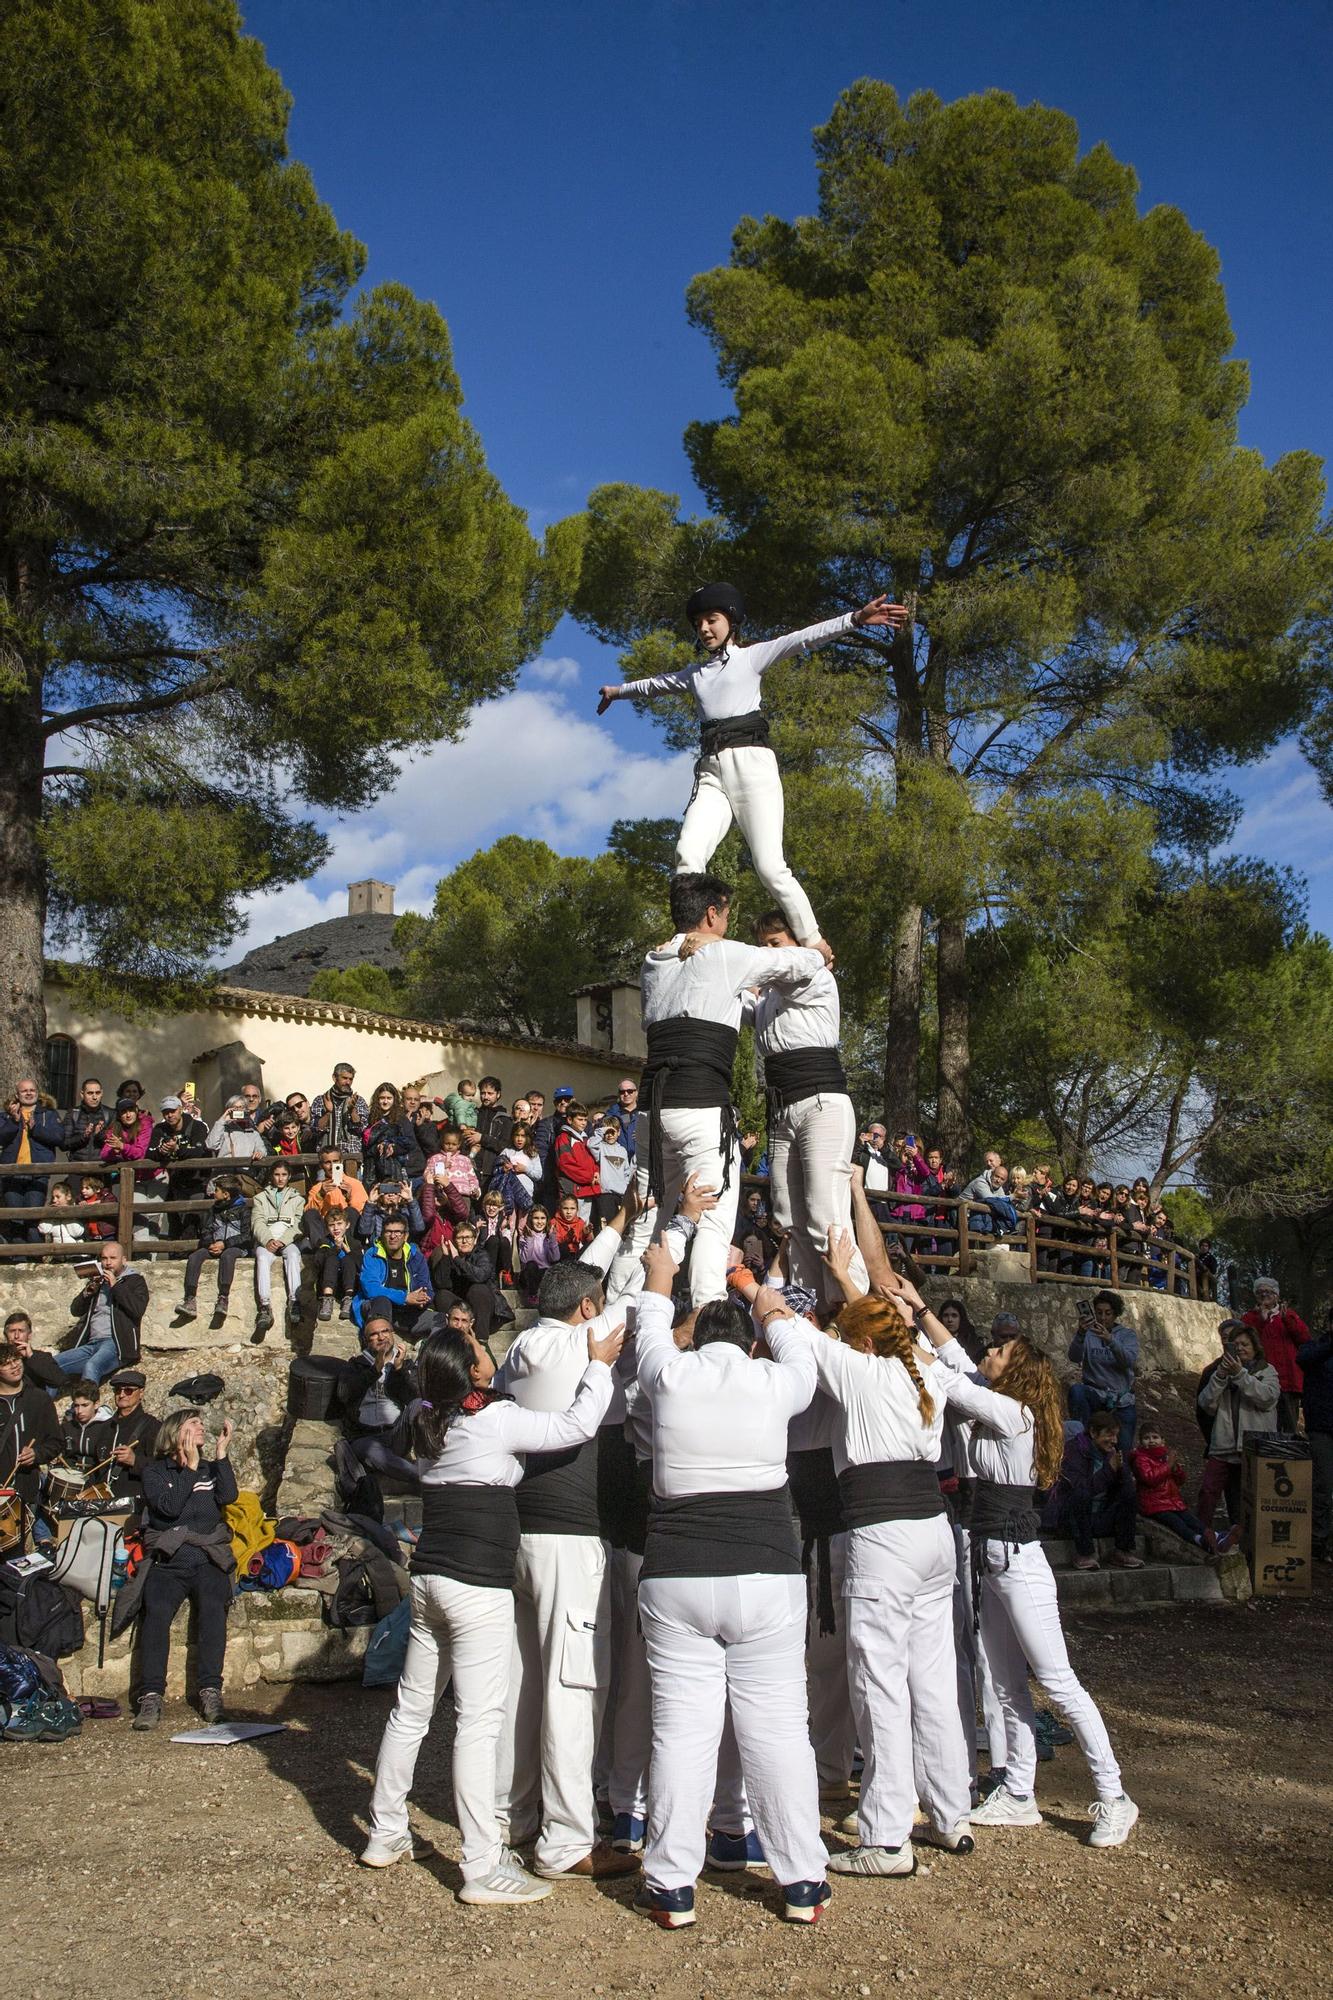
[1067,1383,1136,1457]
[51,1337,121,1385]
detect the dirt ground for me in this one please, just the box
[9,1567,1332,2000]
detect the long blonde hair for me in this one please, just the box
[989,1338,1064,1488]
[835,1297,935,1427]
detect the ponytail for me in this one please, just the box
[411,1331,478,1460]
[835,1297,935,1427]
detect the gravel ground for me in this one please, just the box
[9,1569,1331,2000]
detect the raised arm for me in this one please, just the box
[598,666,695,713]
[494,1360,617,1454]
[743,597,910,675]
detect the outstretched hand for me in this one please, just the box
[588,1322,626,1367]
[852,595,911,633]
[678,1174,720,1224]
[597,686,616,715]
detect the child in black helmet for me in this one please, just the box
[598,583,907,959]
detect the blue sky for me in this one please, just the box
[233,0,1333,952]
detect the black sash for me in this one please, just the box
[641,1018,739,1201]
[968,1478,1039,1545]
[837,1460,946,1530]
[764,1046,847,1112]
[699,709,771,759]
[640,1485,800,1582]
[412,1484,520,1590]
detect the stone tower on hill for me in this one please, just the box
[223,882,402,998]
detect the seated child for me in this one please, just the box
[1129,1421,1235,1554]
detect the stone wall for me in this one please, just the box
[919,1262,1227,1379]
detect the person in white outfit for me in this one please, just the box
[620,872,825,1309]
[749,910,868,1304]
[597,582,908,951]
[363,1319,623,1904]
[762,1290,974,1876]
[631,1235,830,1930]
[912,1298,1140,1849]
[491,1261,642,1884]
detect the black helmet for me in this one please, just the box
[685,581,745,629]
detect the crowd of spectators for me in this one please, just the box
[846,1125,1210,1295]
[1,1063,645,1354]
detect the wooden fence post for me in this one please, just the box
[1109,1232,1119,1288]
[116,1164,136,1250]
[1027,1210,1038,1283]
[957,1201,971,1277]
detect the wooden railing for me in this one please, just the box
[0,1154,328,1262]
[0,1156,1196,1297]
[737,1178,1197,1299]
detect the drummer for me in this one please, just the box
[101,1369,160,1515]
[60,1379,109,1469]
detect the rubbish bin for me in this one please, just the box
[1242,1434,1313,1598]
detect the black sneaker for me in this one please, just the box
[339,1297,354,1321]
[199,1687,227,1726]
[179,1296,199,1322]
[132,1693,163,1732]
[252,1306,274,1343]
[316,1296,335,1323]
[210,1296,229,1330]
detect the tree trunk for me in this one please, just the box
[935,910,970,1162]
[882,901,923,1130]
[0,676,49,1088]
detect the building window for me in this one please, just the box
[44,1035,78,1108]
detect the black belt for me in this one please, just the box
[413,1484,520,1590]
[765,1046,847,1112]
[698,709,771,759]
[837,1460,946,1530]
[968,1479,1039,1544]
[641,1018,739,1201]
[640,1485,800,1582]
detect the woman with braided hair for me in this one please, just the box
[920,1308,1140,1848]
[763,1291,975,1877]
[363,1318,624,1905]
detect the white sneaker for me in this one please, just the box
[827,1841,916,1877]
[359,1830,432,1868]
[459,1858,553,1905]
[916,1820,975,1853]
[837,1808,860,1837]
[968,1787,1043,1829]
[1087,1794,1139,1848]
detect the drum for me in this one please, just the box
[45,1465,87,1508]
[0,1488,21,1554]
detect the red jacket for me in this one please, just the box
[552,1212,591,1259]
[1243,1307,1308,1394]
[1128,1444,1188,1517]
[554,1129,601,1195]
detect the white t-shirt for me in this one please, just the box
[641,936,823,1033]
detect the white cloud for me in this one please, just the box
[228,686,691,958]
[527,654,582,688]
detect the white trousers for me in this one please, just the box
[617,1109,740,1306]
[806,1531,856,1788]
[768,1092,867,1299]
[254,1242,302,1308]
[977,1538,1122,1801]
[495,1532,611,1871]
[369,1574,514,1883]
[609,1548,653,1818]
[844,1518,973,1847]
[676,744,821,946]
[638,1572,825,1891]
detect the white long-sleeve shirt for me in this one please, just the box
[752,961,841,1056]
[606,614,858,724]
[766,1313,944,1475]
[416,1364,614,1488]
[634,1288,816,1496]
[641,936,823,1033]
[497,1311,627,1425]
[935,1337,1038,1486]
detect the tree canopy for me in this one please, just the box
[399,836,668,1042]
[0,0,574,1081]
[568,81,1333,1164]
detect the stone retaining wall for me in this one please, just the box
[919,1263,1225,1377]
